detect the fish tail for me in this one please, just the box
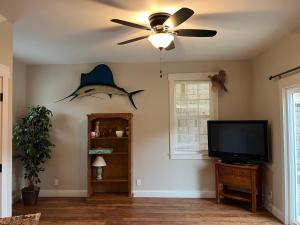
[128,90,144,109]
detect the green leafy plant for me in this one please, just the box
[13,105,54,190]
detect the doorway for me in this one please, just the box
[0,64,12,217]
[282,84,300,225]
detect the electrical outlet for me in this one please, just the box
[54,178,59,186]
[136,179,142,186]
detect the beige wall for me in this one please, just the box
[0,21,12,68]
[252,27,300,217]
[26,61,252,193]
[12,59,27,201]
[13,59,27,122]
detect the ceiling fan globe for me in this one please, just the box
[148,33,174,49]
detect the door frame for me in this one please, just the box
[0,64,12,217]
[280,73,300,225]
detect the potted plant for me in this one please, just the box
[13,105,54,205]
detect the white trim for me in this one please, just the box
[279,74,300,225]
[38,189,214,199]
[39,189,88,197]
[168,73,214,81]
[39,189,215,199]
[281,85,294,225]
[168,73,218,160]
[170,153,211,160]
[264,200,284,223]
[0,64,11,217]
[282,86,291,225]
[133,190,215,198]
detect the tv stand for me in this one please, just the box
[215,161,262,212]
[221,159,259,166]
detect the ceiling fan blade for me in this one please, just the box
[118,35,149,45]
[175,29,217,37]
[163,8,194,29]
[165,41,175,51]
[111,19,151,30]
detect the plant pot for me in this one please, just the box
[21,186,40,206]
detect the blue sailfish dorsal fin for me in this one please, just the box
[80,64,116,87]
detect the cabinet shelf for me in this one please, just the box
[91,137,128,140]
[89,152,128,156]
[87,193,131,201]
[92,178,128,183]
[220,190,252,202]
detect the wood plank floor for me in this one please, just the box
[13,197,282,225]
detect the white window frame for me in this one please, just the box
[168,73,218,160]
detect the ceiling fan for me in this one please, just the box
[111,7,217,51]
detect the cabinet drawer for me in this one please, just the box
[218,166,252,189]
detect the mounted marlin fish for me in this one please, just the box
[57,64,144,109]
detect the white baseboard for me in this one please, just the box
[133,190,215,198]
[39,189,87,197]
[264,200,284,223]
[39,189,214,198]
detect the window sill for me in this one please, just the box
[170,153,211,160]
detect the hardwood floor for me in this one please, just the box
[13,197,282,225]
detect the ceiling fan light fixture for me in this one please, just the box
[148,33,174,49]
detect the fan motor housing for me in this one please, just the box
[149,12,170,31]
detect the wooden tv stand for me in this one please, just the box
[215,161,262,212]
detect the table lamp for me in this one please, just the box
[92,156,106,180]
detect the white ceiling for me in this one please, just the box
[1,0,300,64]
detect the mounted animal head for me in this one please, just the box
[208,70,228,93]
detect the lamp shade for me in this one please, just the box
[92,156,106,167]
[148,33,174,49]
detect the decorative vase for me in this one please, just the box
[95,121,100,137]
[116,130,124,138]
[91,132,96,138]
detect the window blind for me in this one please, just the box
[174,81,210,154]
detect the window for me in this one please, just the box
[169,73,218,160]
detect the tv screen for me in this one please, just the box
[208,120,268,162]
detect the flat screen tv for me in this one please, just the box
[208,120,268,162]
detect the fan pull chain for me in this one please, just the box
[159,48,163,78]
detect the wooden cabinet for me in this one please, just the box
[87,113,132,199]
[215,162,262,212]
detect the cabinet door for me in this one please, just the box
[218,166,251,189]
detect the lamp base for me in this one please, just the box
[96,167,103,180]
